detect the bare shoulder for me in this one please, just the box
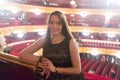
[69,38,78,51]
[70,38,77,45]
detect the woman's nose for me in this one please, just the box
[53,23,57,28]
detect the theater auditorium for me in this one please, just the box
[0,0,120,80]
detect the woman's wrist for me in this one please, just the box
[39,56,43,63]
[55,67,58,74]
[34,56,43,71]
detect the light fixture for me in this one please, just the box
[70,0,77,8]
[80,12,88,17]
[70,0,76,5]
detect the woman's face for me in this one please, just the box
[49,15,62,36]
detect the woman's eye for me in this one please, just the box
[49,21,61,25]
[49,21,53,24]
[56,22,61,25]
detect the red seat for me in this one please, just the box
[81,58,90,68]
[83,59,95,72]
[101,62,112,77]
[108,64,118,78]
[89,60,101,71]
[95,62,107,75]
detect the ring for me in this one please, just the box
[45,63,48,66]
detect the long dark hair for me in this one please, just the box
[44,11,73,45]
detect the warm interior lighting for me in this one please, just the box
[70,0,76,5]
[80,12,88,17]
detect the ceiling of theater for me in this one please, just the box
[26,0,120,9]
[1,0,120,28]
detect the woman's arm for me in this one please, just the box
[19,36,45,65]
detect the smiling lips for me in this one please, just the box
[51,29,58,33]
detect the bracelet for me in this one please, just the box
[39,56,43,63]
[35,67,43,75]
[35,56,43,71]
[55,67,58,74]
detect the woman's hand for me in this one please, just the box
[41,68,50,79]
[37,62,50,79]
[41,57,56,73]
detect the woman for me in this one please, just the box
[19,11,85,80]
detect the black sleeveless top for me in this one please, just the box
[42,37,85,80]
[43,37,71,67]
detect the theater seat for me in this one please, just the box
[95,62,107,75]
[83,59,95,72]
[101,62,112,77]
[81,58,90,68]
[89,60,101,72]
[109,64,118,78]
